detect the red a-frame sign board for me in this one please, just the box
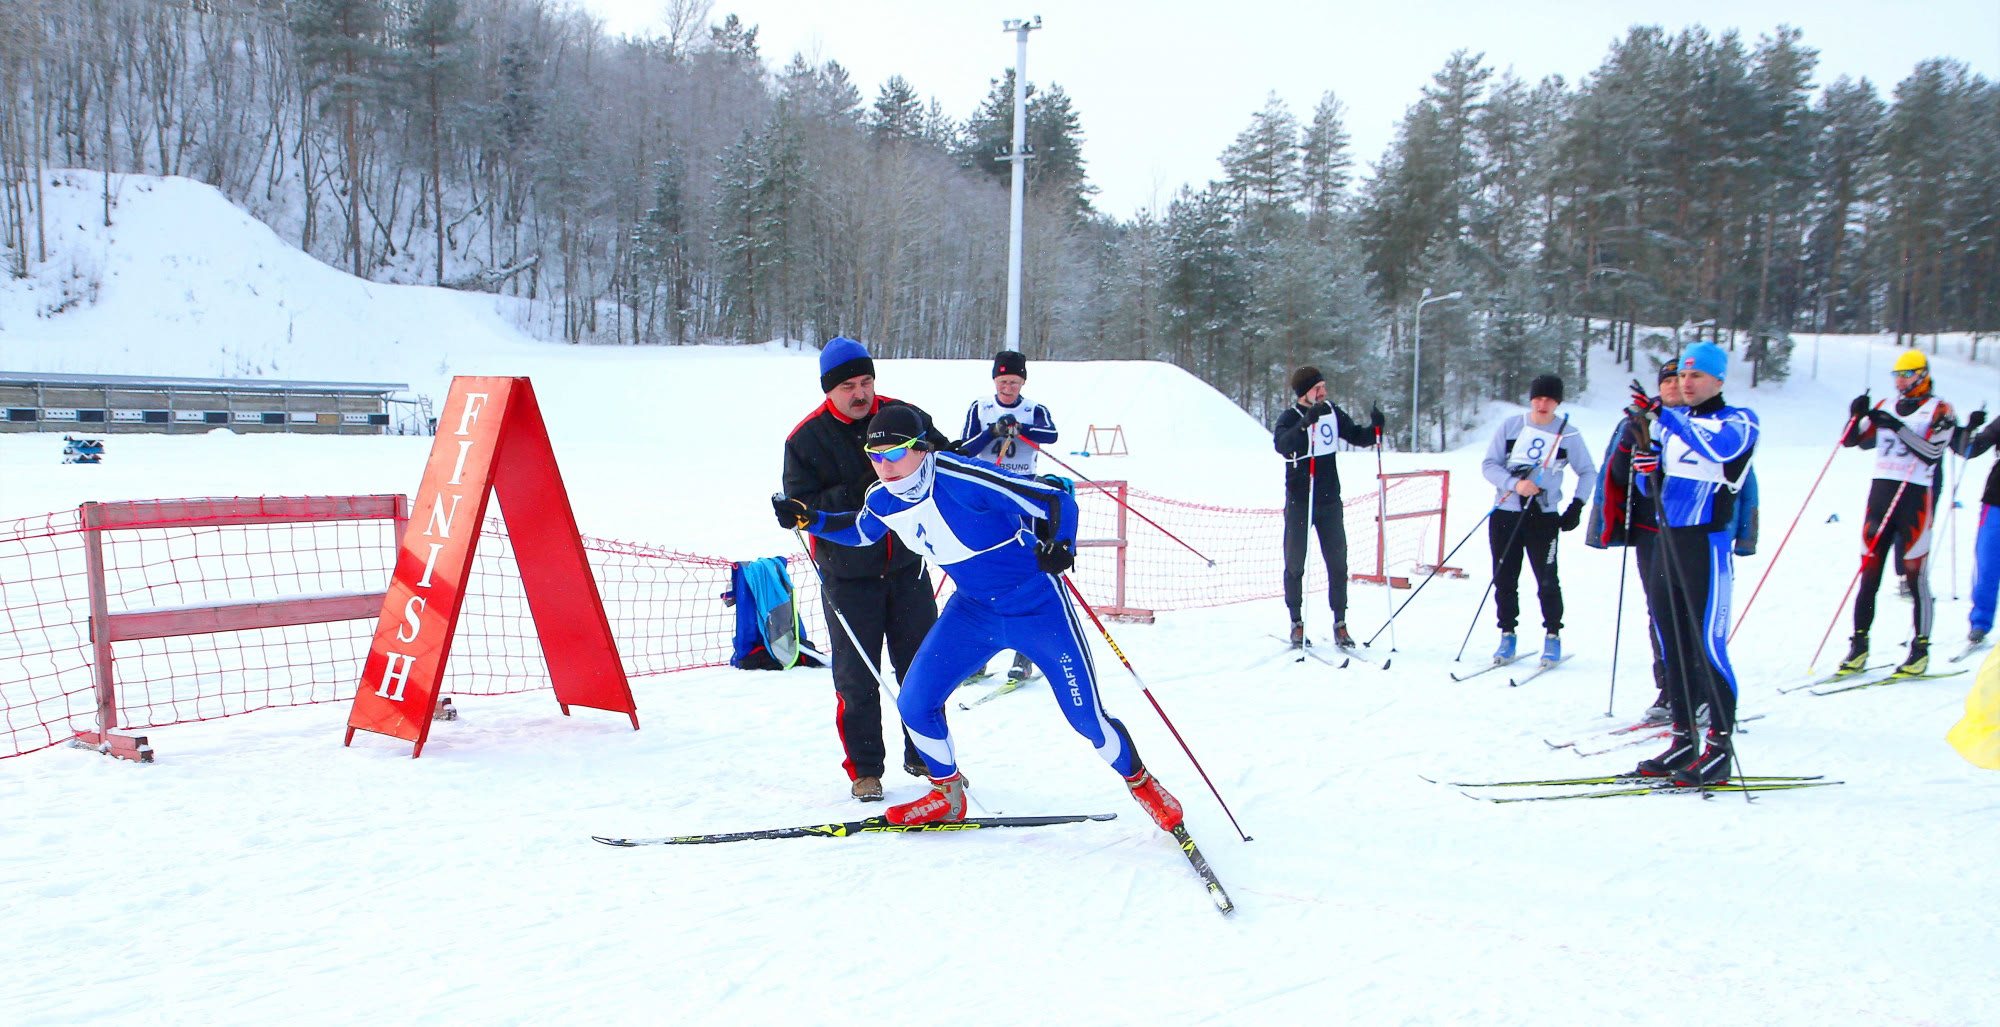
[346,377,637,756]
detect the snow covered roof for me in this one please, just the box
[0,371,408,394]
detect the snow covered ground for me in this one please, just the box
[4,174,1999,1024]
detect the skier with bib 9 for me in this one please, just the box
[1838,349,1957,676]
[958,349,1059,689]
[1272,366,1383,648]
[772,405,1185,832]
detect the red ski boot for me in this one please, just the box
[1123,767,1184,831]
[885,772,967,825]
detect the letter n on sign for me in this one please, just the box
[346,377,637,756]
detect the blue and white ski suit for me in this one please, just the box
[808,452,1137,779]
[1636,396,1759,733]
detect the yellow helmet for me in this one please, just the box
[1893,349,1928,374]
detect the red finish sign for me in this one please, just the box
[346,377,636,756]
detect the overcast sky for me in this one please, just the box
[580,0,2000,220]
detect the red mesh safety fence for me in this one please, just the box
[1,475,1441,759]
[0,498,830,759]
[1062,471,1450,613]
[0,509,97,759]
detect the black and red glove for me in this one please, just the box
[1625,380,1661,423]
[1632,447,1660,475]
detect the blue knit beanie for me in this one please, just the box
[819,337,874,393]
[1680,341,1728,381]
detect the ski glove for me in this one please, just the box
[995,414,1020,439]
[1559,497,1585,532]
[1035,539,1075,574]
[1631,447,1660,475]
[1969,410,1989,432]
[1306,400,1334,421]
[1849,393,1872,419]
[772,496,810,530]
[1369,405,1386,432]
[1624,380,1660,422]
[1867,408,1904,432]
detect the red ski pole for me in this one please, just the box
[1729,416,1857,643]
[1059,574,1251,842]
[1020,436,1216,567]
[1808,476,1912,671]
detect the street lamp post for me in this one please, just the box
[1411,287,1463,452]
[1000,16,1041,352]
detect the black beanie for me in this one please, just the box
[866,404,928,451]
[992,350,1027,379]
[1658,359,1680,384]
[1290,366,1325,399]
[1529,374,1564,402]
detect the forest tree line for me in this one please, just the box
[1,0,1995,444]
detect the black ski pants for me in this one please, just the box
[1632,530,1671,700]
[1489,507,1564,634]
[1645,527,1739,736]
[1282,490,1349,623]
[822,562,936,780]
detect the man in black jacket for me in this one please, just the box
[783,337,944,802]
[1273,365,1384,647]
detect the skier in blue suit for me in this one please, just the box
[773,405,1185,830]
[1626,341,1760,786]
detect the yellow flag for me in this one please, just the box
[1946,645,2000,769]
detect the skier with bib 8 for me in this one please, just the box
[1838,349,1957,676]
[772,405,1185,832]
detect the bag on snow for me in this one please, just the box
[725,556,824,671]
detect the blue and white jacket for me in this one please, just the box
[960,396,1059,475]
[1637,395,1759,532]
[810,451,1077,599]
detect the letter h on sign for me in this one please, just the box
[345,377,637,757]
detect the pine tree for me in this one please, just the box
[292,0,391,276]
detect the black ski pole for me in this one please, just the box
[1642,438,1753,802]
[1364,502,1500,647]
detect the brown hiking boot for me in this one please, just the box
[851,776,884,802]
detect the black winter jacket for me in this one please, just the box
[1273,400,1377,507]
[783,396,945,580]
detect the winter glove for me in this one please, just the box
[1624,380,1660,423]
[1867,408,1904,432]
[1559,497,1585,532]
[1306,400,1334,421]
[1369,405,1386,432]
[1849,393,1872,419]
[1631,447,1660,476]
[1968,409,1989,432]
[1034,539,1076,574]
[1036,474,1076,494]
[994,414,1020,439]
[772,496,810,530]
[1734,537,1757,558]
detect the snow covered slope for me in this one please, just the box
[4,172,1999,1024]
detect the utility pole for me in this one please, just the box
[1001,16,1041,351]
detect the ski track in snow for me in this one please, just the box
[2,172,1998,1024]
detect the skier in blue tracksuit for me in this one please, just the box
[772,405,1186,831]
[1627,341,1759,787]
[1953,409,2000,645]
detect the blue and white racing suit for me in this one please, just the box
[808,452,1139,779]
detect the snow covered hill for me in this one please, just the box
[4,171,2000,1024]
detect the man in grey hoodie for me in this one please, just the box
[1480,374,1595,666]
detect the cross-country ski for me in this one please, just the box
[1507,653,1572,687]
[592,813,1117,846]
[1810,668,1968,696]
[1449,654,1528,682]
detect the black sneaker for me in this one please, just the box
[1671,734,1732,787]
[1006,651,1036,683]
[1332,622,1357,649]
[1634,734,1697,777]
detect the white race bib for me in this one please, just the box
[1506,422,1564,473]
[1874,397,1939,485]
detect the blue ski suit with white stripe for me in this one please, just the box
[808,451,1140,779]
[1635,395,1759,734]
